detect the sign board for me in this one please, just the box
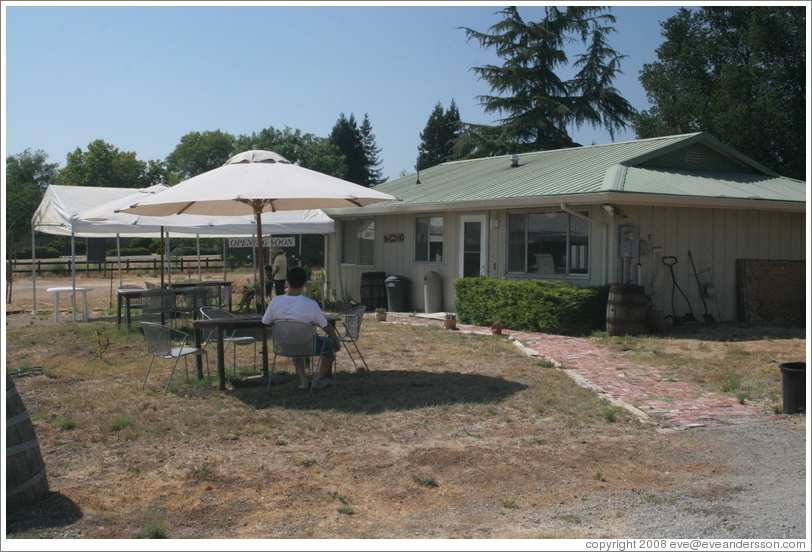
[228,236,296,248]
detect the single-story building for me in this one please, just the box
[324,132,806,325]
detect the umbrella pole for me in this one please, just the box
[255,211,266,311]
[160,227,165,288]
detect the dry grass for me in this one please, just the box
[588,324,806,408]
[4,274,806,539]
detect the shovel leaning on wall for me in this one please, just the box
[687,250,718,327]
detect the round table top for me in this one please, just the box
[47,286,93,293]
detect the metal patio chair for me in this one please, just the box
[267,319,335,394]
[140,288,179,326]
[337,305,369,372]
[140,321,209,392]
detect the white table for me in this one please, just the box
[46,286,93,322]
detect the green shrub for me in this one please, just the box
[107,247,152,257]
[170,246,220,258]
[16,246,61,259]
[454,277,609,336]
[130,237,156,250]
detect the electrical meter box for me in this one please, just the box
[618,225,640,258]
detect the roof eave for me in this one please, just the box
[325,191,805,216]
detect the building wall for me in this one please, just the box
[329,204,805,323]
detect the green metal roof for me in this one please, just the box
[369,133,805,209]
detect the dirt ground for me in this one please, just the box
[3,275,808,543]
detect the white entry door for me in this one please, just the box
[459,215,488,278]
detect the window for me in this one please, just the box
[341,218,374,265]
[507,210,589,275]
[415,216,444,262]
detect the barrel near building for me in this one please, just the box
[606,283,647,336]
[6,373,50,508]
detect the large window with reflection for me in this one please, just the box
[507,210,589,275]
[341,218,374,265]
[415,216,444,263]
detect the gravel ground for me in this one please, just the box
[562,416,808,539]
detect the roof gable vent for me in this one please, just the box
[685,151,701,163]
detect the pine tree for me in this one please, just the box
[329,113,367,185]
[416,100,462,171]
[360,114,387,186]
[456,6,636,158]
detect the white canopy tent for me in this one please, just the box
[30,184,335,318]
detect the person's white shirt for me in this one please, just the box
[261,293,328,328]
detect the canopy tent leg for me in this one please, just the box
[71,232,77,323]
[31,220,38,314]
[117,234,123,288]
[222,238,227,281]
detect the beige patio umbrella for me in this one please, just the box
[120,150,398,309]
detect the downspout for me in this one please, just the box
[559,203,609,283]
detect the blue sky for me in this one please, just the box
[4,2,693,182]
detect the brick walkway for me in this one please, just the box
[384,313,786,431]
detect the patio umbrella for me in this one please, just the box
[120,150,398,309]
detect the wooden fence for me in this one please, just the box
[8,255,226,277]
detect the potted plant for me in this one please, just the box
[443,312,457,330]
[375,308,387,322]
[489,318,504,335]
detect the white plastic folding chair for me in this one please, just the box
[337,305,369,372]
[199,306,258,375]
[140,321,209,392]
[267,319,335,394]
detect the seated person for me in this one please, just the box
[261,267,341,390]
[236,279,256,312]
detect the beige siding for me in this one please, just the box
[329,205,804,323]
[617,205,805,322]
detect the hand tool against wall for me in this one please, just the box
[661,256,697,325]
[687,250,718,327]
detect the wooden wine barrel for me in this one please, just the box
[606,283,647,336]
[360,272,387,311]
[6,373,49,508]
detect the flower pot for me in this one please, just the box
[444,319,457,330]
[491,325,503,335]
[376,312,387,322]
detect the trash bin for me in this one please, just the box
[780,362,806,414]
[385,275,411,312]
[423,271,443,313]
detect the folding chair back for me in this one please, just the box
[141,288,178,324]
[272,320,321,357]
[176,286,213,319]
[140,321,209,391]
[338,305,368,371]
[269,319,334,393]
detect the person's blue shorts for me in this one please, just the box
[316,335,336,353]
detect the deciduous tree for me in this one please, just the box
[59,140,151,188]
[165,130,236,181]
[5,149,58,249]
[634,6,805,180]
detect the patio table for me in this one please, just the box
[47,286,92,322]
[193,316,269,390]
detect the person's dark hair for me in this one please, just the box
[286,266,308,288]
